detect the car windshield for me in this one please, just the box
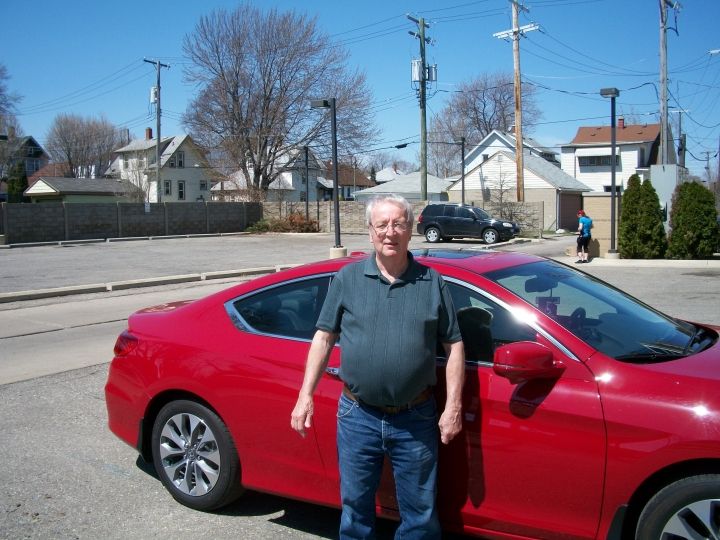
[484,260,714,361]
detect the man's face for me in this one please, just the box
[368,201,412,259]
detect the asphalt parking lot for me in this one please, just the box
[1,232,719,539]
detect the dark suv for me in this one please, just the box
[416,203,520,244]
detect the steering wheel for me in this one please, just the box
[570,307,587,332]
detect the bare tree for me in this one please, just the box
[0,64,24,179]
[0,115,24,178]
[0,64,22,117]
[428,72,540,177]
[182,4,378,191]
[45,114,123,178]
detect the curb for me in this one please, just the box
[0,265,297,304]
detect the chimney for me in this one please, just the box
[618,116,625,129]
[145,127,153,140]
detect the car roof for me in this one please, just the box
[280,249,542,280]
[200,249,545,308]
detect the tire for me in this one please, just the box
[152,400,244,511]
[425,227,442,243]
[482,228,499,244]
[636,474,720,540]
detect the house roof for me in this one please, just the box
[568,123,661,145]
[465,129,557,164]
[24,177,130,196]
[114,136,175,154]
[323,161,374,188]
[374,165,406,183]
[513,152,591,191]
[353,171,452,196]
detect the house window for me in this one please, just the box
[176,152,184,168]
[578,156,620,167]
[164,180,172,196]
[200,180,208,191]
[122,156,128,169]
[178,180,186,200]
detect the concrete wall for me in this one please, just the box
[0,202,262,244]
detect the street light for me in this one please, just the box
[600,87,620,255]
[311,98,342,250]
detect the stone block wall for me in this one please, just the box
[66,203,118,240]
[0,202,262,244]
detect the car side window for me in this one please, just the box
[442,206,456,217]
[230,276,330,340]
[457,208,474,219]
[447,281,537,363]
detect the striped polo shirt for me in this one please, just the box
[316,253,461,407]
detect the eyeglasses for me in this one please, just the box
[371,221,409,234]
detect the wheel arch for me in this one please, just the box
[138,389,224,463]
[611,458,720,539]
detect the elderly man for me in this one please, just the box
[291,194,465,539]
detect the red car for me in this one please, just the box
[105,250,720,539]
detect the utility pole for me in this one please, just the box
[408,14,433,201]
[144,58,170,203]
[659,0,681,165]
[493,1,538,202]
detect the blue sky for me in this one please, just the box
[3,0,719,178]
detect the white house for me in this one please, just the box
[352,172,452,202]
[211,147,325,202]
[560,119,676,192]
[560,119,681,220]
[106,128,214,203]
[464,129,559,174]
[448,150,591,230]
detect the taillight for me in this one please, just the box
[418,214,424,223]
[114,330,139,356]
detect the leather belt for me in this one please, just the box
[342,385,433,414]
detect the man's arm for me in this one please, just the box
[290,329,338,437]
[438,340,465,445]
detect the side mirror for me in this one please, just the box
[493,341,565,384]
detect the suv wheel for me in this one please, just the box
[482,228,499,244]
[425,227,442,243]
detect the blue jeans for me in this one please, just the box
[336,393,440,540]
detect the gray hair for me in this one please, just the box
[365,195,414,227]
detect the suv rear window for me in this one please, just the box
[422,205,443,217]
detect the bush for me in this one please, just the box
[618,175,667,259]
[666,181,720,259]
[245,213,319,233]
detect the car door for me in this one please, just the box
[454,206,479,238]
[437,280,607,539]
[222,274,343,507]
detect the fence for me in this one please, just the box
[0,202,262,244]
[0,199,543,246]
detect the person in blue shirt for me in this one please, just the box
[576,209,593,263]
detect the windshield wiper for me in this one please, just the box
[615,341,690,362]
[615,351,687,362]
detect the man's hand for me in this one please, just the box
[438,406,462,444]
[291,394,314,437]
